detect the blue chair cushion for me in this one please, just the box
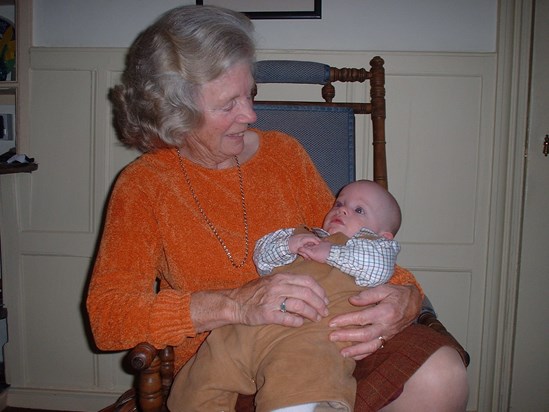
[255,60,330,84]
[252,104,355,194]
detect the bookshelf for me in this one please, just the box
[0,0,35,173]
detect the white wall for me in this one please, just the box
[33,0,497,52]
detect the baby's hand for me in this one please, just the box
[288,234,320,254]
[298,240,331,263]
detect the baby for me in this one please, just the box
[168,180,402,412]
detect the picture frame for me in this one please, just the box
[195,0,321,19]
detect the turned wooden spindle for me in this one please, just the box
[321,82,336,103]
[369,56,388,189]
[322,66,371,103]
[330,66,370,83]
[129,342,165,412]
[139,357,163,412]
[159,346,175,403]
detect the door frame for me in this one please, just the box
[485,0,533,410]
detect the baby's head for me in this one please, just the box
[322,180,401,239]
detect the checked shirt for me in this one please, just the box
[253,227,400,287]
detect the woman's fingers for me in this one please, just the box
[330,284,419,331]
[327,284,422,359]
[233,272,329,326]
[271,274,329,322]
[276,294,327,322]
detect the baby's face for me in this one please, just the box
[323,181,384,237]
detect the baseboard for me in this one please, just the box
[6,387,120,412]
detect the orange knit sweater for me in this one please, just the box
[87,130,421,371]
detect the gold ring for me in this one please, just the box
[378,336,386,349]
[280,297,288,313]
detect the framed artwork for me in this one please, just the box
[195,0,321,19]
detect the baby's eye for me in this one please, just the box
[334,201,343,208]
[355,207,365,214]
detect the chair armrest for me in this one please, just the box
[129,342,159,370]
[126,343,174,412]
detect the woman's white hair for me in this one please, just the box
[110,5,256,152]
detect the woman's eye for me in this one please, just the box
[221,101,236,112]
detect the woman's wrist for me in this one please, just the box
[190,289,239,333]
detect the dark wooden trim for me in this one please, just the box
[195,0,321,20]
[0,162,37,174]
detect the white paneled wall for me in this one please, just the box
[0,48,495,411]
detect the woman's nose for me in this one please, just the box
[237,98,257,124]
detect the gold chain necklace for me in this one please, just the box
[176,148,249,268]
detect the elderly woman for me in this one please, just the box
[87,5,468,412]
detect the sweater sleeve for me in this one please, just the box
[86,165,196,350]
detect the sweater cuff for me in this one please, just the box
[149,290,196,347]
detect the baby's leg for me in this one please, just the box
[272,403,318,412]
[272,402,350,412]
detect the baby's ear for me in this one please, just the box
[380,231,394,240]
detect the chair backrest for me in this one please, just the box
[252,104,355,194]
[252,57,387,193]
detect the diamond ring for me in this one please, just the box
[378,336,386,349]
[280,297,288,313]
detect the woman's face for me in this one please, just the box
[185,61,257,166]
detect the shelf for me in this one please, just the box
[0,162,37,174]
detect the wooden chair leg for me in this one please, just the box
[138,356,164,412]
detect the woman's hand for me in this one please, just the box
[328,284,421,360]
[229,272,329,328]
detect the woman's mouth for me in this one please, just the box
[227,130,246,138]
